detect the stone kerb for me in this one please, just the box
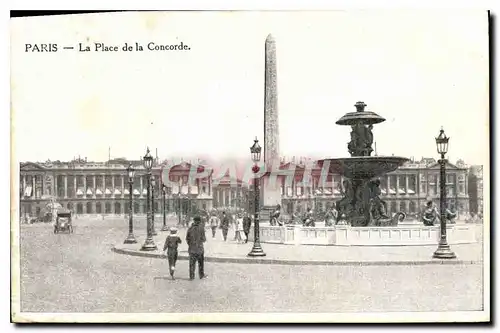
[249,224,478,247]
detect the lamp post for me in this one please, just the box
[177,193,182,226]
[151,176,157,236]
[248,137,266,257]
[124,163,137,244]
[433,128,456,259]
[161,184,168,231]
[141,147,157,251]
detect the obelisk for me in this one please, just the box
[261,34,282,217]
[264,34,280,167]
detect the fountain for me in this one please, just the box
[318,101,409,227]
[251,101,479,246]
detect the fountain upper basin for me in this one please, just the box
[319,156,410,179]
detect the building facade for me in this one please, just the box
[19,157,471,221]
[19,159,213,219]
[468,165,484,216]
[277,158,470,219]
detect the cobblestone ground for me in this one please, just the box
[18,219,484,313]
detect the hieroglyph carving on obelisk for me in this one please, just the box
[264,34,280,168]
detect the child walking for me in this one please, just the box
[163,227,182,280]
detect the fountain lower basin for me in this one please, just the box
[248,223,479,246]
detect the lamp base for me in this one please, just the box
[140,237,158,251]
[161,225,170,231]
[123,233,137,244]
[248,243,266,257]
[152,229,158,236]
[433,243,457,259]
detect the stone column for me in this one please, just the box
[102,175,106,192]
[32,175,36,198]
[64,175,68,198]
[140,175,143,197]
[83,175,87,196]
[405,175,409,195]
[93,175,96,198]
[396,176,400,197]
[121,176,125,198]
[112,175,115,193]
[54,175,57,197]
[22,176,26,193]
[73,176,77,198]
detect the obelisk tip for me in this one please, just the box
[266,34,275,42]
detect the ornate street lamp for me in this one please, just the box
[161,184,168,231]
[124,163,137,244]
[151,175,157,236]
[140,147,157,251]
[433,128,456,259]
[248,137,266,257]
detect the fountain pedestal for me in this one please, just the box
[320,102,409,227]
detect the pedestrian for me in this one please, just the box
[209,213,219,238]
[235,214,244,243]
[162,227,182,280]
[221,211,230,241]
[186,216,208,280]
[243,213,251,243]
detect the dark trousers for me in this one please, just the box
[167,251,178,275]
[211,226,217,238]
[189,253,205,279]
[244,231,249,243]
[222,228,228,241]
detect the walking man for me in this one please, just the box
[209,213,219,238]
[221,211,230,241]
[163,227,182,280]
[186,216,207,280]
[243,213,251,243]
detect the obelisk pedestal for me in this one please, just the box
[260,34,282,222]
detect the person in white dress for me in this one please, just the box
[235,214,244,243]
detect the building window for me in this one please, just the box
[114,202,121,214]
[105,202,112,214]
[96,202,102,214]
[86,202,92,214]
[409,201,416,213]
[77,203,83,214]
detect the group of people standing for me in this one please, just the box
[208,211,252,243]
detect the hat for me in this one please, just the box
[193,216,201,223]
[170,227,178,233]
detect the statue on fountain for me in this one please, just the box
[270,204,282,226]
[422,200,439,226]
[324,205,338,227]
[367,179,405,226]
[422,200,457,226]
[336,179,354,224]
[367,179,389,220]
[348,122,374,157]
[302,207,315,227]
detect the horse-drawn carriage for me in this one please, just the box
[54,209,73,234]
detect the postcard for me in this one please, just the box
[10,10,490,323]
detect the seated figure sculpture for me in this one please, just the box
[270,204,281,226]
[324,205,338,227]
[422,200,439,226]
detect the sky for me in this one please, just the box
[11,10,489,165]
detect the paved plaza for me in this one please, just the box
[18,218,484,313]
